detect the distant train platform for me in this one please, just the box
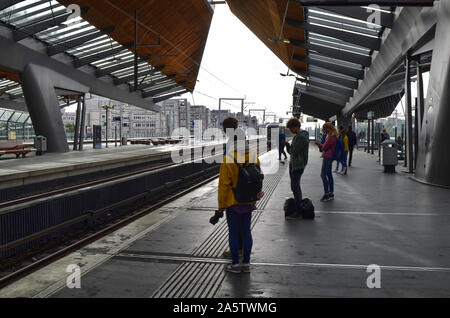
[0,139,224,192]
[1,146,450,298]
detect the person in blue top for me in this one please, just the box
[279,129,288,161]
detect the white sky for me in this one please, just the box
[181,5,296,121]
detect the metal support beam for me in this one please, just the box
[47,27,115,56]
[137,74,177,90]
[96,56,151,78]
[315,5,394,29]
[305,85,349,104]
[134,9,139,91]
[143,81,186,98]
[309,68,359,89]
[114,66,165,86]
[73,43,133,68]
[308,78,354,98]
[0,26,159,112]
[79,94,87,151]
[294,55,364,79]
[19,64,89,153]
[415,0,450,186]
[342,5,437,116]
[289,38,371,67]
[153,90,189,104]
[405,54,414,172]
[14,8,88,41]
[0,0,24,11]
[286,18,381,50]
[73,96,82,151]
[414,97,419,169]
[416,61,425,131]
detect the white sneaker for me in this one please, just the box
[226,264,241,274]
[241,264,251,273]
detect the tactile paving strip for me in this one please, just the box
[151,163,287,298]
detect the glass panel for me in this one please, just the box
[0,109,13,121]
[9,112,22,123]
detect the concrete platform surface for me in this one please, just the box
[1,146,450,298]
[0,140,222,190]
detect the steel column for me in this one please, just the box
[79,94,87,151]
[405,54,414,173]
[371,119,375,155]
[415,0,450,186]
[416,61,425,131]
[19,64,77,153]
[73,96,82,151]
[134,9,139,92]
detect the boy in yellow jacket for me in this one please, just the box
[218,117,261,274]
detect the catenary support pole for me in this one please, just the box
[73,96,82,151]
[79,94,87,151]
[405,54,414,173]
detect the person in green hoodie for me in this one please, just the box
[285,118,309,218]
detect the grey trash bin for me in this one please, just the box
[380,140,398,173]
[121,137,128,146]
[34,136,47,156]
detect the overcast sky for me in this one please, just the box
[181,4,296,121]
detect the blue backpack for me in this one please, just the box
[333,138,344,161]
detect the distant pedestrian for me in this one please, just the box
[279,129,288,161]
[337,130,349,175]
[347,126,357,167]
[316,123,338,202]
[381,128,390,143]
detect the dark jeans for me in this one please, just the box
[321,158,334,194]
[290,168,304,211]
[279,146,287,160]
[226,208,253,265]
[349,146,355,166]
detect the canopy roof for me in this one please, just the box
[227,0,397,119]
[0,0,213,105]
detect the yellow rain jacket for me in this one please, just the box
[218,151,261,210]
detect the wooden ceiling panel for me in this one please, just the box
[227,0,306,74]
[0,68,19,82]
[57,0,213,91]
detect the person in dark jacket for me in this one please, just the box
[279,129,288,161]
[347,126,357,167]
[285,118,309,218]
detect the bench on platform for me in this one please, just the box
[0,140,36,158]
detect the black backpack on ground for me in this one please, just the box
[284,198,315,220]
[300,198,315,220]
[284,198,297,218]
[232,157,264,203]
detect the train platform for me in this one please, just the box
[1,146,450,298]
[0,140,216,191]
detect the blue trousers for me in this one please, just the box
[321,158,334,194]
[226,208,253,265]
[336,151,349,170]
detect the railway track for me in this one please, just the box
[0,162,176,210]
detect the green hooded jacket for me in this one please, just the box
[286,130,309,171]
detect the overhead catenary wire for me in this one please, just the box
[101,0,248,98]
[1,1,251,108]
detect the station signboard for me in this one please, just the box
[93,125,102,149]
